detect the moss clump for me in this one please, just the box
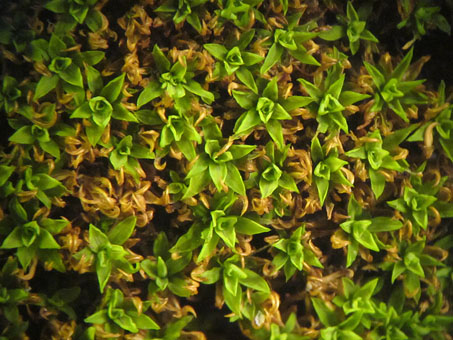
[0,0,452,339]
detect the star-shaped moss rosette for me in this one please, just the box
[233,77,313,149]
[0,76,22,114]
[364,47,428,122]
[333,277,379,330]
[387,186,436,234]
[8,103,76,159]
[136,108,202,161]
[270,225,323,281]
[345,129,407,198]
[182,117,256,198]
[311,297,363,340]
[215,0,266,29]
[70,70,137,146]
[368,299,453,340]
[338,195,402,267]
[397,0,451,48]
[204,29,263,93]
[311,136,353,206]
[319,1,379,55]
[31,33,104,101]
[0,198,68,271]
[192,254,270,319]
[245,141,299,198]
[259,12,320,74]
[0,259,29,328]
[140,232,195,297]
[0,9,36,55]
[408,81,453,161]
[171,191,269,262]
[386,162,453,234]
[37,287,80,320]
[101,135,154,183]
[43,0,103,34]
[154,0,208,33]
[380,239,444,301]
[73,217,137,293]
[137,44,214,112]
[84,288,159,334]
[0,162,67,209]
[298,63,370,134]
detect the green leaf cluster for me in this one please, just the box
[311,136,352,206]
[84,288,159,334]
[74,217,137,292]
[365,47,427,122]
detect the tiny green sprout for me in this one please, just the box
[0,286,29,324]
[160,114,201,160]
[386,161,453,233]
[197,209,269,262]
[370,300,453,340]
[0,11,35,54]
[71,71,136,146]
[245,142,299,198]
[166,170,188,202]
[397,0,451,46]
[106,135,154,182]
[0,164,15,198]
[380,239,444,301]
[155,0,208,33]
[0,258,29,338]
[136,109,202,161]
[345,129,407,198]
[171,191,269,262]
[73,217,137,292]
[329,278,381,332]
[194,254,270,318]
[387,186,437,232]
[44,0,103,33]
[369,301,413,340]
[20,166,67,208]
[408,81,453,161]
[182,117,255,198]
[32,34,103,100]
[0,198,68,270]
[298,62,370,134]
[38,287,80,320]
[311,136,352,206]
[216,0,266,29]
[233,77,312,149]
[137,45,214,111]
[260,13,319,74]
[340,195,402,267]
[84,288,159,334]
[136,108,202,161]
[204,29,263,93]
[271,225,323,281]
[364,47,428,122]
[319,1,378,55]
[140,232,194,297]
[416,163,453,218]
[8,103,76,159]
[0,76,22,114]
[311,297,362,340]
